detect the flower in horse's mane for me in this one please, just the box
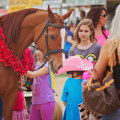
[0,25,29,76]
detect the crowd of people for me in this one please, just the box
[0,4,120,120]
[63,4,120,120]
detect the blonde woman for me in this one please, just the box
[25,50,55,120]
[68,18,101,67]
[68,18,102,119]
[92,4,120,120]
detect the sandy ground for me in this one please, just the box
[54,75,68,114]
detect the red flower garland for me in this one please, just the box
[0,25,29,76]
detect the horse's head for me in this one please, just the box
[35,6,73,73]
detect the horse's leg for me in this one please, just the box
[2,87,18,120]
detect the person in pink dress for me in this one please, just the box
[87,7,110,46]
[12,77,29,120]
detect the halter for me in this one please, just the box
[0,18,65,73]
[35,18,65,60]
[33,18,65,72]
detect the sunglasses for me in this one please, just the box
[100,14,107,18]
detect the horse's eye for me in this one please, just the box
[50,35,55,40]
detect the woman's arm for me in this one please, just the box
[25,67,49,78]
[92,41,109,80]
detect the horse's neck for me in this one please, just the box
[11,11,48,58]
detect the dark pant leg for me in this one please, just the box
[65,53,68,59]
[0,97,3,120]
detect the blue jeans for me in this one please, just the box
[102,108,120,120]
[0,97,3,120]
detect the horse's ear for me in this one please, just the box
[62,9,74,20]
[48,5,55,22]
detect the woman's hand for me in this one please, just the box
[26,111,29,119]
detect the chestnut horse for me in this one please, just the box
[0,6,73,120]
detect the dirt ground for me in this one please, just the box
[54,75,68,114]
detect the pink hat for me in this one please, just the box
[57,56,93,75]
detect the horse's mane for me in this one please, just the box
[0,8,38,43]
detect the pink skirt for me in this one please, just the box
[12,109,26,120]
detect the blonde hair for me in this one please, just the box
[109,4,120,57]
[34,49,42,63]
[73,18,97,49]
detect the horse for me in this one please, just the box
[0,6,73,120]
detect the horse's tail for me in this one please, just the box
[53,101,63,120]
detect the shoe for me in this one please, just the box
[18,85,27,91]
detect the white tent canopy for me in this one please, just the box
[0,0,8,7]
[0,0,8,10]
[66,0,106,6]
